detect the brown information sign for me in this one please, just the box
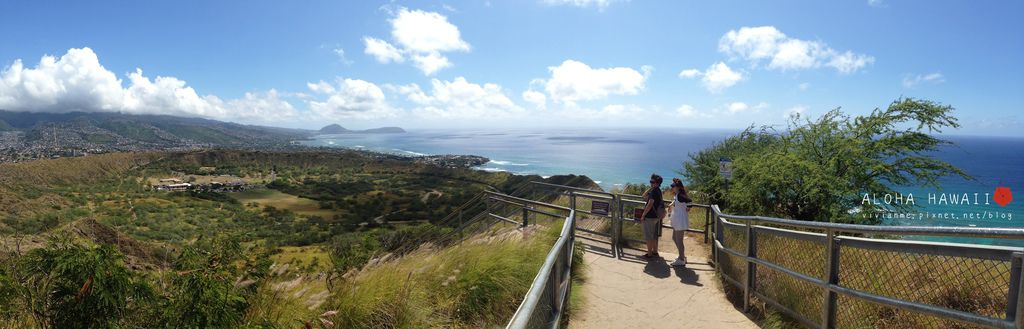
[591,200,610,216]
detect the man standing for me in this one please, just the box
[640,173,664,259]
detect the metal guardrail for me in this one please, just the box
[710,205,1024,329]
[488,190,577,329]
[527,182,713,259]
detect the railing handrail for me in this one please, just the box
[504,191,576,329]
[710,204,1024,329]
[710,204,1024,239]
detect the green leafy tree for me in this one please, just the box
[16,238,150,329]
[684,98,968,223]
[163,235,260,329]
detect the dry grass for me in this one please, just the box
[322,223,564,328]
[715,223,1011,329]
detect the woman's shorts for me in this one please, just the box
[641,218,661,241]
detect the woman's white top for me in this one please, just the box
[670,195,689,231]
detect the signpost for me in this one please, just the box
[719,157,733,180]
[591,200,610,216]
[633,208,645,220]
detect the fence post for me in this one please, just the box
[1009,252,1024,329]
[744,220,757,312]
[713,206,722,268]
[522,206,530,228]
[569,191,576,212]
[704,206,710,244]
[822,229,840,329]
[614,195,623,259]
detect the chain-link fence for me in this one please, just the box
[711,206,1024,329]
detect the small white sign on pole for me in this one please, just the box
[718,157,733,180]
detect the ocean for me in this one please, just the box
[301,128,1024,243]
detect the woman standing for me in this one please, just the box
[668,178,692,267]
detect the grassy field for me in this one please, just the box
[232,188,343,219]
[271,245,332,273]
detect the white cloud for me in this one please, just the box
[784,105,808,118]
[719,26,874,74]
[0,47,296,123]
[390,8,470,54]
[542,0,622,10]
[0,47,124,112]
[828,51,875,74]
[798,82,810,91]
[702,62,743,93]
[541,59,648,104]
[726,102,749,114]
[307,78,397,120]
[333,47,353,65]
[551,103,648,121]
[398,77,523,119]
[411,52,452,76]
[363,7,469,75]
[676,104,699,118]
[224,90,299,122]
[678,69,702,78]
[522,90,547,109]
[868,0,885,7]
[902,72,945,88]
[363,37,404,63]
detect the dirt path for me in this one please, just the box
[569,231,758,329]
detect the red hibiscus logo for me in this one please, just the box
[994,187,1012,207]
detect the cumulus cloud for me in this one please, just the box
[0,48,125,112]
[397,77,523,119]
[542,0,622,10]
[719,26,874,74]
[0,47,297,122]
[540,60,649,105]
[363,37,404,63]
[333,47,353,65]
[362,7,470,75]
[701,62,744,93]
[902,72,945,88]
[675,104,699,118]
[522,90,547,109]
[306,78,397,120]
[726,102,749,114]
[678,69,702,78]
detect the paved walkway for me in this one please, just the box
[569,231,758,329]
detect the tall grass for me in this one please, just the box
[715,222,1010,329]
[323,222,566,328]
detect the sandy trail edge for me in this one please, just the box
[568,231,758,329]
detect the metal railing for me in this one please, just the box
[710,205,1024,329]
[488,190,577,329]
[528,182,713,258]
[489,181,1024,328]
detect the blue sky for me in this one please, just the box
[0,0,1021,136]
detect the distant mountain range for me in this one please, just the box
[318,123,405,134]
[0,110,404,159]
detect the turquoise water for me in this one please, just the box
[302,129,1024,241]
